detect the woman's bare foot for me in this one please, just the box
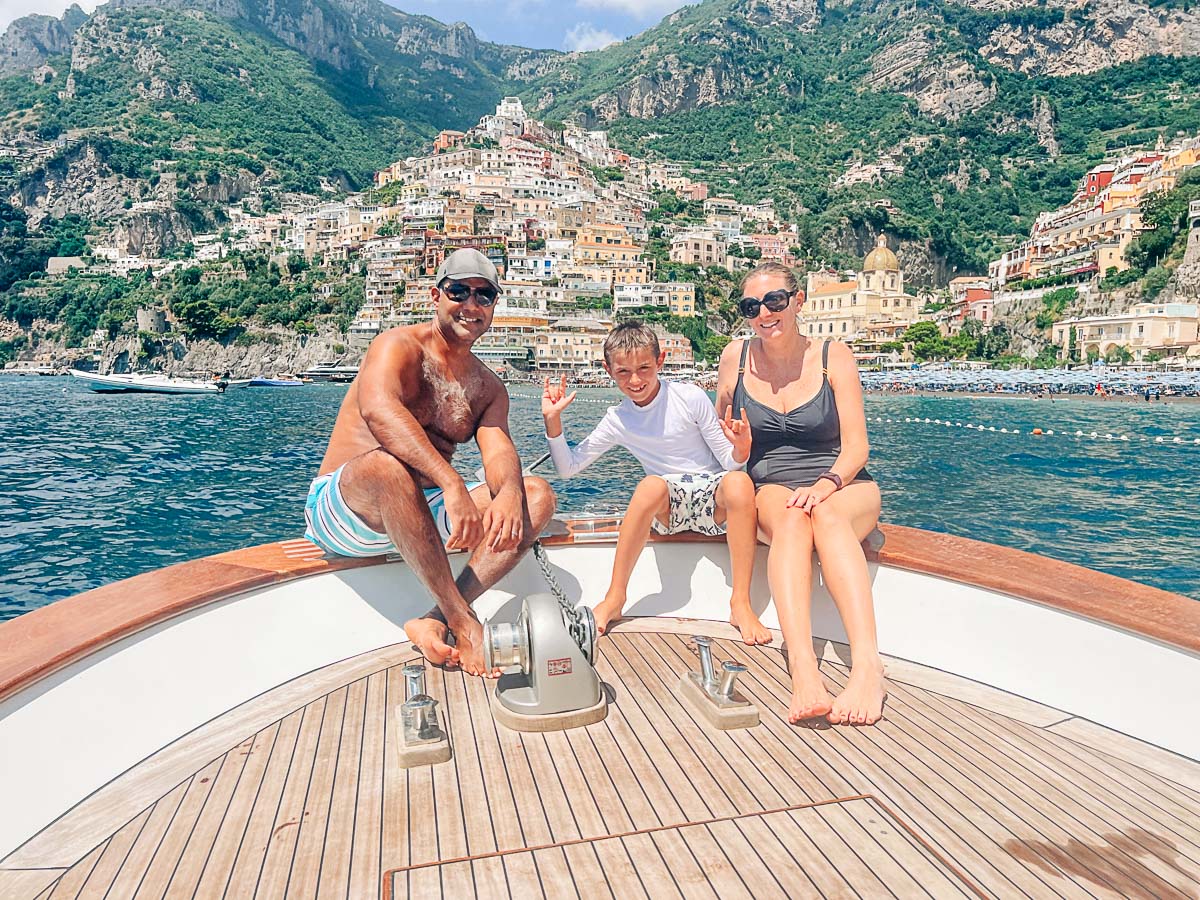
[404,616,456,667]
[729,599,772,645]
[787,657,834,723]
[592,591,626,634]
[828,659,887,725]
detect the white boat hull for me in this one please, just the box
[69,369,222,394]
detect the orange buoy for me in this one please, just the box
[1032,428,1043,435]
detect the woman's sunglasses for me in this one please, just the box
[441,280,499,307]
[738,289,793,319]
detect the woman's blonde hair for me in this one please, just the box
[737,261,801,296]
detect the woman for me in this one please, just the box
[716,261,886,726]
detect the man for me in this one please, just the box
[304,248,557,675]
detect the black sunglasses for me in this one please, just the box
[738,289,793,319]
[441,280,499,307]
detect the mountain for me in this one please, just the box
[2,0,1200,278]
[0,0,554,215]
[517,0,1200,276]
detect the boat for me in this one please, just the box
[0,521,1196,897]
[69,369,224,394]
[299,363,359,383]
[248,377,305,387]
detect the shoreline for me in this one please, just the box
[864,389,1200,404]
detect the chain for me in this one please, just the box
[533,539,571,609]
[532,538,596,664]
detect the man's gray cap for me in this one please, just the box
[436,248,501,293]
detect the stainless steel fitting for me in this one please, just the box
[720,661,747,699]
[693,635,717,689]
[403,663,426,700]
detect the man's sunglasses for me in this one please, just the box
[738,289,793,319]
[441,280,498,307]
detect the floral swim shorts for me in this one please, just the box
[650,471,727,537]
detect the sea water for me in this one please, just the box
[1,376,1196,620]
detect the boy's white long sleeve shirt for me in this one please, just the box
[547,381,739,478]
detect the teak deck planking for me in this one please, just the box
[4,626,1199,899]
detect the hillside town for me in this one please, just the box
[16,100,1200,375]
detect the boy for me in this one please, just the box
[541,321,770,644]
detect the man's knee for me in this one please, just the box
[523,476,557,518]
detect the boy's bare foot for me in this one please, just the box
[828,660,887,726]
[404,616,456,667]
[787,658,834,723]
[729,599,772,645]
[592,592,626,634]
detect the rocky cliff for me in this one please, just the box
[977,0,1200,76]
[0,6,87,76]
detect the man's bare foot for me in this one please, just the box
[404,616,456,667]
[448,616,500,678]
[592,591,626,634]
[729,599,772,645]
[787,658,834,723]
[828,660,887,726]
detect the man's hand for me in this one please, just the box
[542,375,576,422]
[443,483,484,551]
[482,488,524,552]
[786,478,837,514]
[721,406,752,464]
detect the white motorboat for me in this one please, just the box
[69,370,224,394]
[0,520,1196,897]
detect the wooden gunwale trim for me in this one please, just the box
[0,520,1196,706]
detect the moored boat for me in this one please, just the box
[0,521,1196,896]
[69,369,224,395]
[299,363,359,383]
[248,376,305,387]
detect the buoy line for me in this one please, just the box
[507,393,1200,444]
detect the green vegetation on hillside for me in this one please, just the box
[526,0,1200,277]
[1,252,364,345]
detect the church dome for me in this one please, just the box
[863,235,899,272]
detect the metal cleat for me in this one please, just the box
[677,635,760,731]
[395,660,451,767]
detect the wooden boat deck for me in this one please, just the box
[5,620,1199,899]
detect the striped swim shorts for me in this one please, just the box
[304,464,484,558]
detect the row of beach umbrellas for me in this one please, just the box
[861,365,1200,396]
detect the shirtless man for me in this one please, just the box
[304,249,557,675]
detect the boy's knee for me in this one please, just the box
[721,470,755,503]
[635,474,669,499]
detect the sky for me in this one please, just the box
[0,0,696,52]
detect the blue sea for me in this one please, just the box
[2,375,1197,620]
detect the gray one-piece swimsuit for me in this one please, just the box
[732,338,873,490]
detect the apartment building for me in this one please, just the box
[670,231,726,266]
[1053,303,1200,361]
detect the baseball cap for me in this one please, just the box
[436,248,502,294]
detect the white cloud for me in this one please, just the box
[0,1,100,33]
[575,0,693,19]
[563,21,619,52]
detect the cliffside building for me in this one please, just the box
[803,236,918,342]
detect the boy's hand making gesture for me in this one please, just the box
[542,375,577,439]
[721,406,753,464]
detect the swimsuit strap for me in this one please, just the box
[738,337,751,375]
[821,339,830,378]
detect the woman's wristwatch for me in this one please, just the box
[817,471,843,491]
